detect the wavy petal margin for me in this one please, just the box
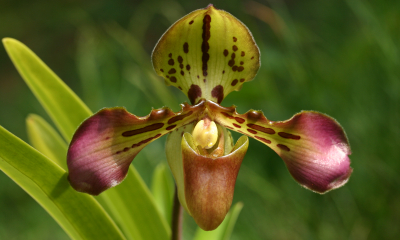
[67,101,205,195]
[68,98,351,196]
[207,101,352,193]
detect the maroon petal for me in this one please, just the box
[207,101,352,193]
[67,102,204,195]
[272,112,352,193]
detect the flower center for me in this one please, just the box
[192,118,218,149]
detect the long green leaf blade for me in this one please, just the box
[0,126,125,240]
[3,38,92,142]
[102,167,171,240]
[26,114,171,240]
[3,38,169,240]
[0,159,81,240]
[151,163,175,225]
[26,114,68,170]
[193,202,244,240]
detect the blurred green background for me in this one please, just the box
[1,0,399,239]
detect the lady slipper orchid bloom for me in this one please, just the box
[67,5,352,231]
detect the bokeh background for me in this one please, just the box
[1,0,399,239]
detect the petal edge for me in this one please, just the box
[68,101,206,195]
[207,100,352,193]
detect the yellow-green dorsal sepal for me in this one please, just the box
[152,4,260,104]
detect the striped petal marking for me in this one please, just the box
[68,99,352,195]
[67,101,205,195]
[207,101,352,193]
[152,4,260,105]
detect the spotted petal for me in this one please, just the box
[152,4,260,104]
[67,102,204,195]
[207,101,352,193]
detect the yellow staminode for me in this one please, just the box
[192,119,218,149]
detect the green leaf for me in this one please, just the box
[166,123,195,213]
[26,114,68,170]
[151,163,175,225]
[25,114,172,240]
[0,126,125,240]
[3,38,92,142]
[3,38,170,240]
[99,167,171,240]
[193,202,243,240]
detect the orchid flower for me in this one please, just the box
[67,5,352,231]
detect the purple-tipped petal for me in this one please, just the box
[67,101,205,195]
[272,112,352,193]
[207,101,352,193]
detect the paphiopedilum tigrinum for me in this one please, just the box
[67,5,352,231]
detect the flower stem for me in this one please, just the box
[171,185,183,240]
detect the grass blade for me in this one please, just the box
[26,114,68,170]
[3,38,170,240]
[194,202,244,240]
[102,167,171,240]
[151,163,175,225]
[3,38,92,142]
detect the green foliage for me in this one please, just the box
[151,163,175,226]
[3,38,92,142]
[26,114,68,170]
[0,126,125,240]
[1,39,171,240]
[194,202,243,240]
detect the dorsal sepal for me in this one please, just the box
[152,4,260,104]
